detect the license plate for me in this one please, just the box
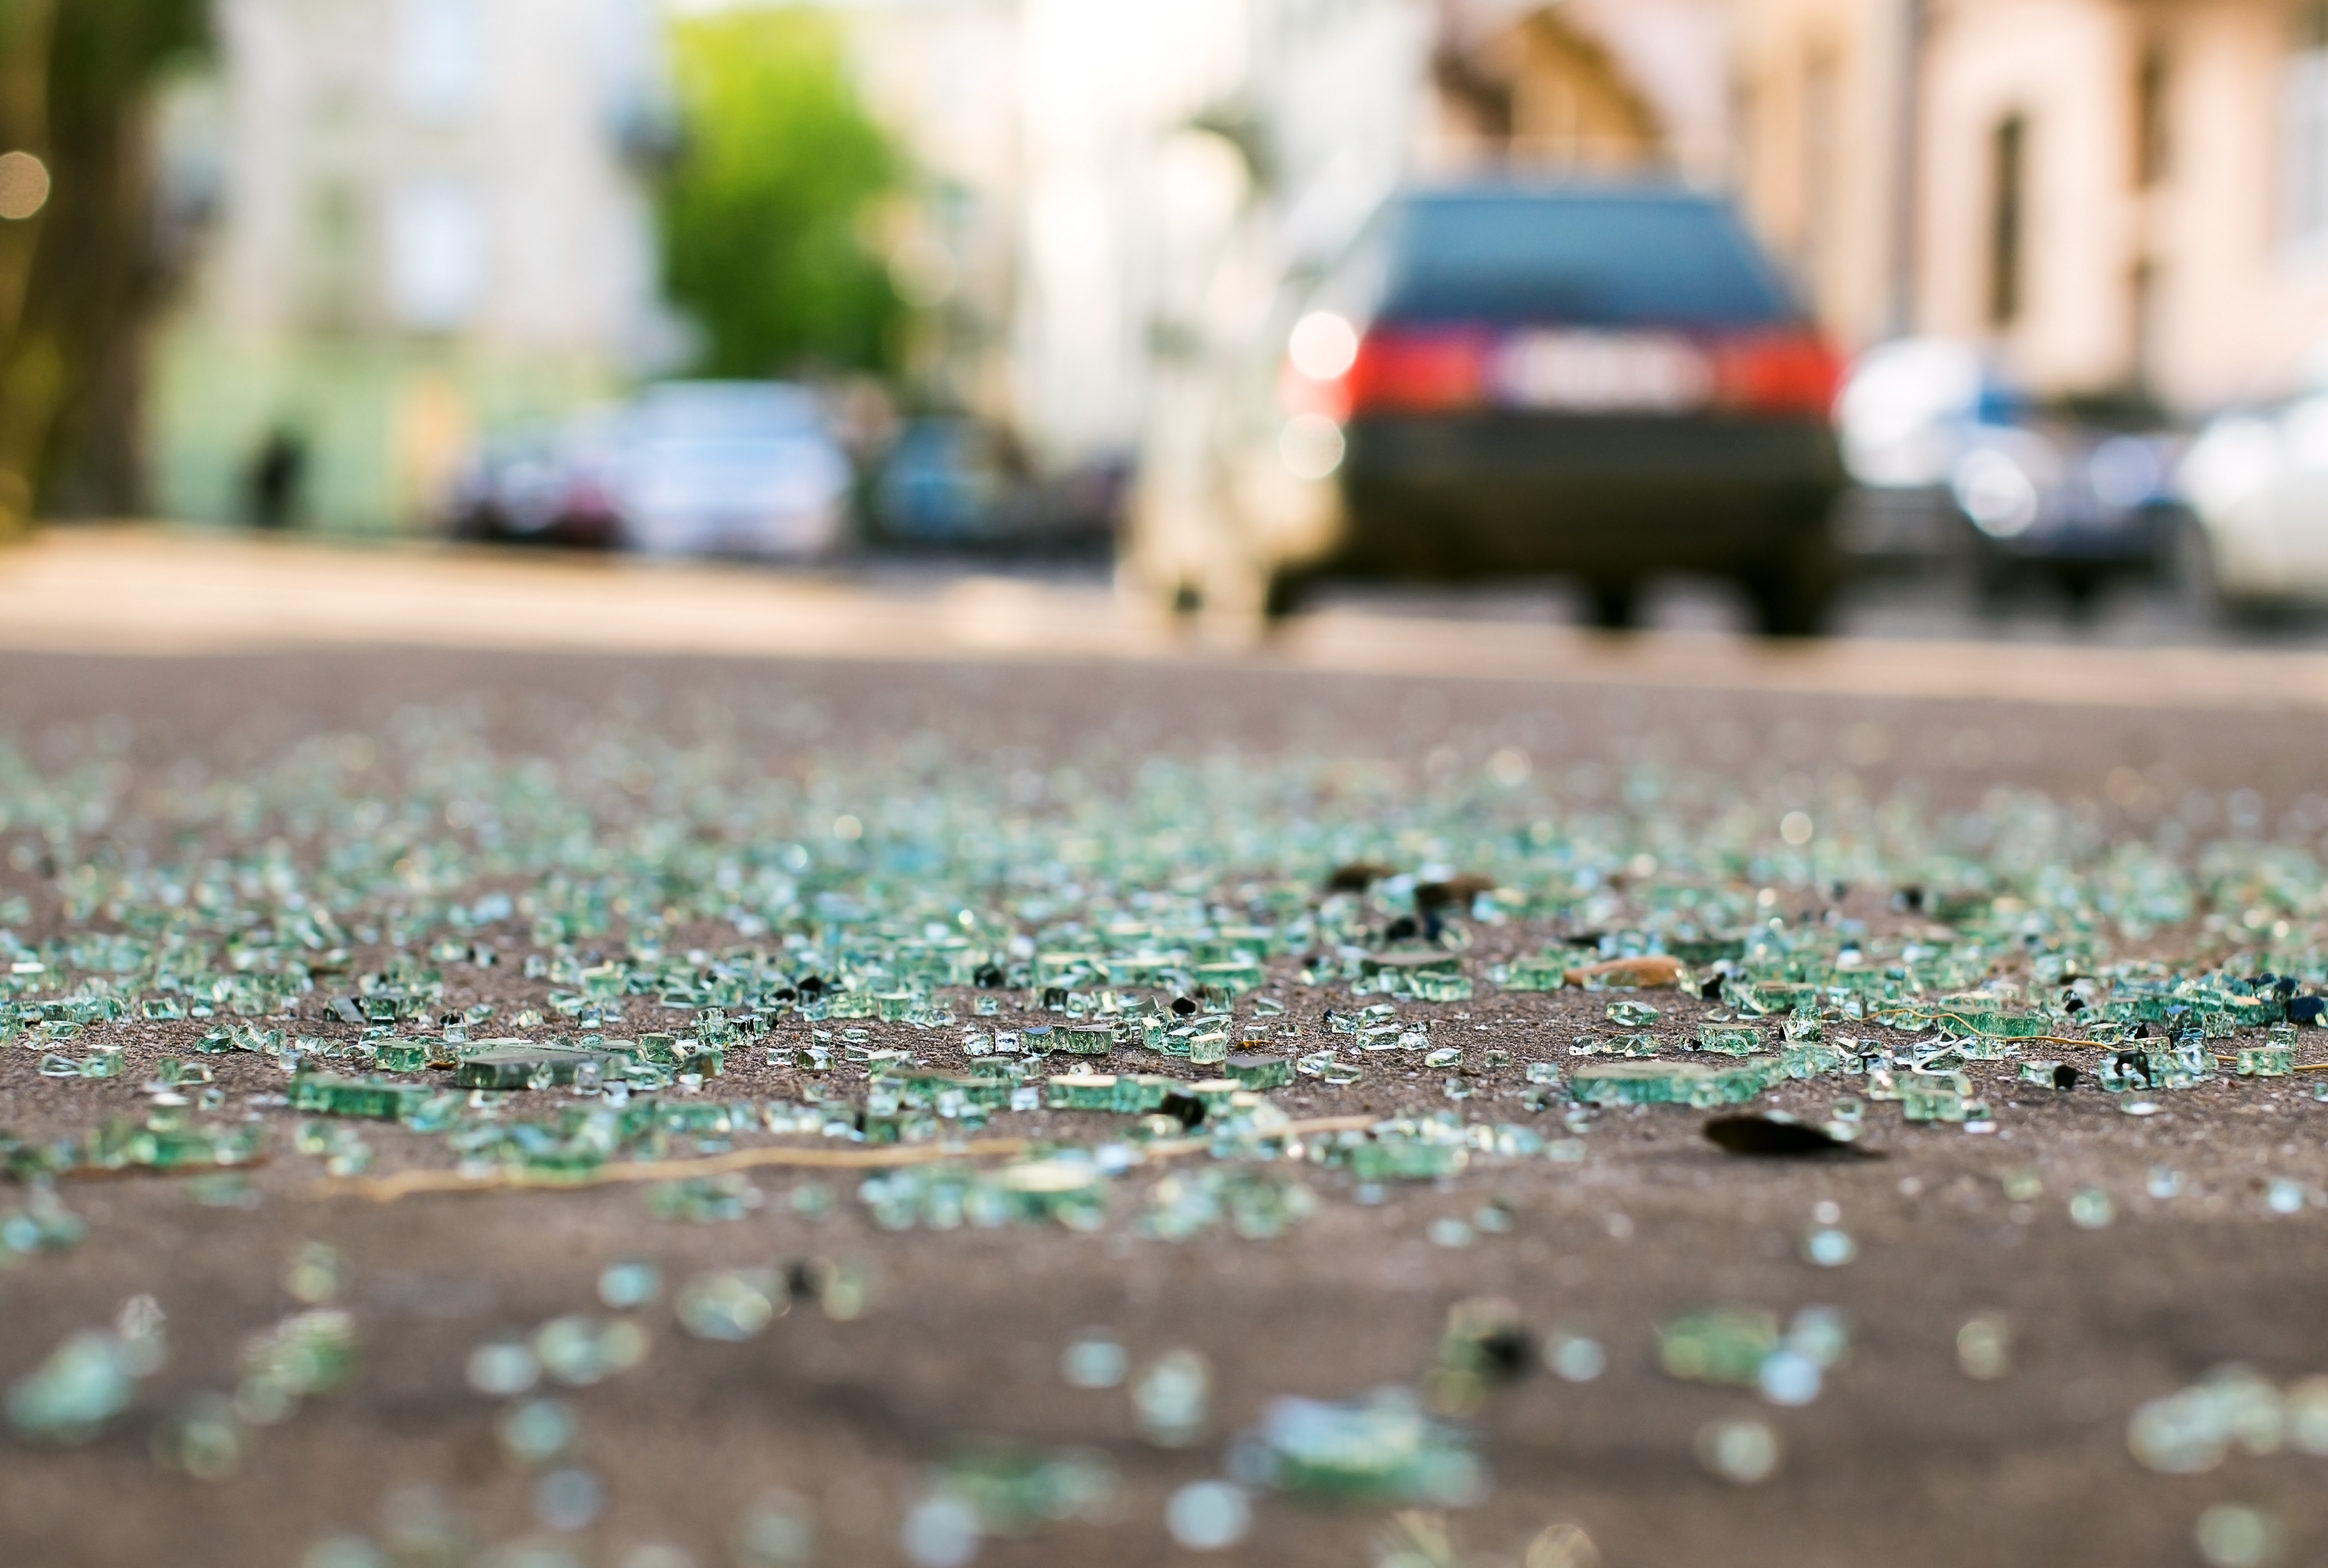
[1490,330,1712,412]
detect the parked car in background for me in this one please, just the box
[872,418,1019,544]
[1836,339,2186,610]
[446,417,624,551]
[612,382,851,561]
[450,382,852,562]
[2177,391,2328,617]
[873,416,1127,554]
[1129,181,1849,635]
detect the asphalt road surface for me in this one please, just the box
[2,535,2327,1568]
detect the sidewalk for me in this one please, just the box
[6,525,2328,712]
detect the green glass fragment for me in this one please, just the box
[2236,1045,2293,1077]
[1502,957,1567,991]
[1697,1023,1764,1056]
[1342,1139,1466,1181]
[1046,1074,1131,1113]
[1779,1041,1847,1079]
[1226,1052,1294,1091]
[1901,1082,1967,1122]
[1934,1009,2052,1039]
[1193,960,1263,994]
[239,1309,357,1407]
[1574,1032,1659,1059]
[1408,972,1474,1002]
[1059,1024,1116,1056]
[1242,1391,1481,1503]
[76,1117,262,1172]
[6,1331,141,1442]
[288,1072,432,1121]
[451,1046,615,1091]
[926,1442,1120,1532]
[1659,1307,1780,1386]
[1362,949,1459,979]
[1569,1060,1773,1109]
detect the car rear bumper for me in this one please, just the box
[1323,413,1844,579]
[1977,502,2184,567]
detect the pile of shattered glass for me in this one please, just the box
[3,719,2327,1562]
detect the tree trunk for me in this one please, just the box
[0,1,209,529]
[0,0,58,537]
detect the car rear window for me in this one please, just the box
[1379,189,1797,329]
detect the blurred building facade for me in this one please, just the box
[862,0,2328,456]
[151,0,671,533]
[845,0,1731,469]
[1734,0,2328,412]
[1429,0,1732,181]
[131,0,2328,536]
[842,0,1432,469]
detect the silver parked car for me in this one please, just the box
[612,382,852,561]
[2178,389,2328,617]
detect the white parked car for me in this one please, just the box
[611,382,852,561]
[2179,392,2328,613]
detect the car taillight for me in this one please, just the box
[1711,331,1842,417]
[1285,319,1840,420]
[1346,328,1489,414]
[1284,317,1489,420]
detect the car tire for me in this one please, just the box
[1744,537,1838,639]
[1262,571,1308,624]
[2056,565,2105,620]
[1584,579,1639,631]
[1974,551,2016,619]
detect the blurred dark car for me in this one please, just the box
[1836,339,2186,610]
[1135,182,1849,634]
[872,419,1017,544]
[447,421,622,551]
[873,417,1126,554]
[448,384,851,561]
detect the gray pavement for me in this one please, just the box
[1,547,2326,1568]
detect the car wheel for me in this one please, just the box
[1262,571,1307,624]
[1744,539,1838,639]
[1584,579,1639,631]
[1972,549,2015,620]
[2057,565,2104,621]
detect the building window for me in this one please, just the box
[2285,3,2328,240]
[302,179,366,331]
[387,176,485,332]
[395,0,484,124]
[1988,113,2027,327]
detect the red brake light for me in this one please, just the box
[1287,323,1840,420]
[1343,328,1489,415]
[1711,331,1843,417]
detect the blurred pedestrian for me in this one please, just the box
[246,427,306,531]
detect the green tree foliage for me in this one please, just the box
[660,7,903,379]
